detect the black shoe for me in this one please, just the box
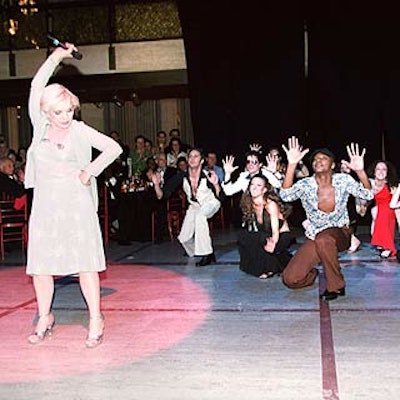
[195,253,216,267]
[320,287,346,301]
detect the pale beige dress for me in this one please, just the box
[26,134,106,275]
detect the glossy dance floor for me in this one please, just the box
[1,227,400,400]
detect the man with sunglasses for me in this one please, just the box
[221,150,281,196]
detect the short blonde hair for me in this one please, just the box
[40,83,80,114]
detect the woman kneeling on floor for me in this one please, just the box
[238,174,293,279]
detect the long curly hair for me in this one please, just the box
[240,174,292,230]
[367,160,398,189]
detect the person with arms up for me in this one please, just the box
[25,43,122,347]
[152,147,223,266]
[279,137,373,301]
[222,150,281,197]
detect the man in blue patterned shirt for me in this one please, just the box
[279,136,373,301]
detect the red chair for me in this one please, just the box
[0,199,28,260]
[152,190,187,242]
[166,190,187,240]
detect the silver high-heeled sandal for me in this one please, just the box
[28,313,55,344]
[85,314,105,349]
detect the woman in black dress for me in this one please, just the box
[238,174,293,278]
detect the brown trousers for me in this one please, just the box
[283,227,351,292]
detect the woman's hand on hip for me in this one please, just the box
[79,170,91,186]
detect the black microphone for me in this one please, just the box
[47,34,83,60]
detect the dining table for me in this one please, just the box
[117,182,157,243]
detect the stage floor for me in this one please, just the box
[1,227,400,400]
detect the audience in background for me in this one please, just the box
[0,156,26,198]
[16,146,27,173]
[130,134,152,176]
[110,130,130,162]
[151,153,178,244]
[155,130,168,155]
[0,138,9,158]
[144,138,157,156]
[177,156,188,174]
[166,128,189,152]
[166,137,187,168]
[155,153,177,187]
[204,151,224,184]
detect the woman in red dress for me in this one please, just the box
[368,161,398,258]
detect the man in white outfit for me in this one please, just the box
[152,147,223,266]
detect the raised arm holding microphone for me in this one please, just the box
[279,136,373,301]
[25,43,122,347]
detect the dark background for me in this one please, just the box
[177,1,400,170]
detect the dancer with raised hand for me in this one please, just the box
[25,43,122,347]
[279,137,373,301]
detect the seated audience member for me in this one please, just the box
[0,138,9,158]
[108,131,130,181]
[7,149,17,165]
[15,146,27,176]
[279,137,373,301]
[152,147,223,266]
[110,130,130,162]
[100,164,123,236]
[141,157,157,183]
[238,174,293,279]
[130,134,152,176]
[166,138,187,168]
[204,151,224,184]
[151,153,178,243]
[367,160,398,258]
[0,156,26,198]
[155,130,168,155]
[155,153,177,187]
[144,138,157,156]
[176,156,188,174]
[166,128,189,153]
